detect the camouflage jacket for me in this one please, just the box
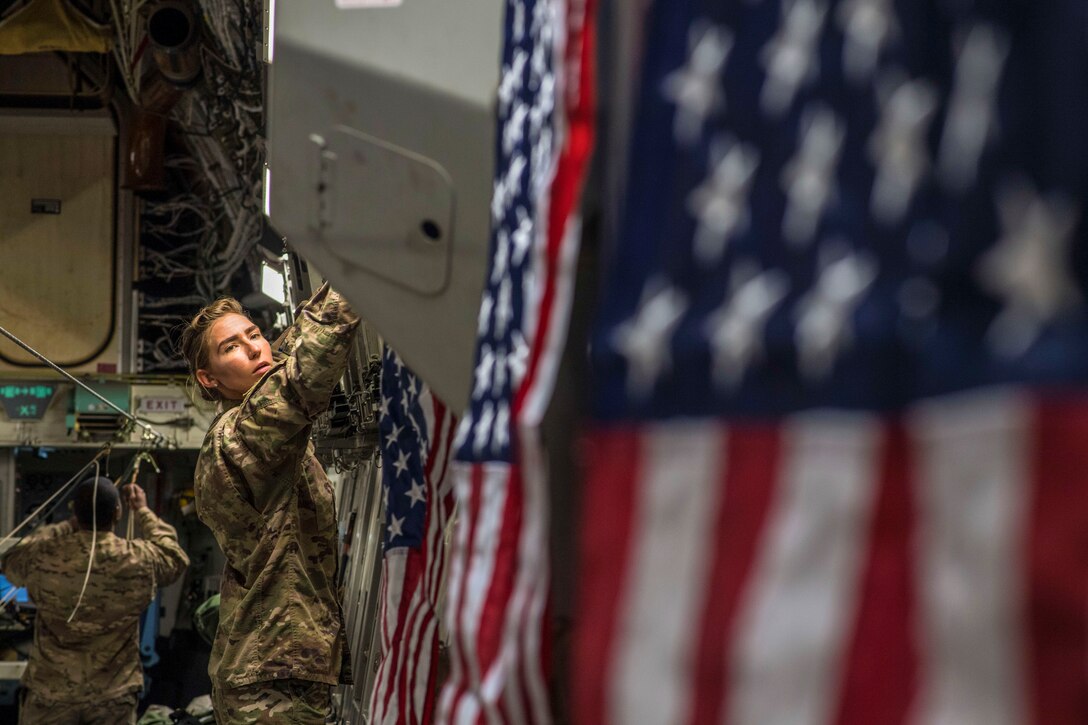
[2,508,189,701]
[194,284,360,688]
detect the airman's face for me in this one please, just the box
[195,313,273,400]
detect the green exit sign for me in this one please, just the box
[0,384,57,420]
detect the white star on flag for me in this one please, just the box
[938,23,1010,191]
[504,100,531,156]
[706,264,790,389]
[478,291,495,336]
[393,449,411,478]
[868,74,938,225]
[405,481,426,508]
[612,280,689,399]
[473,400,496,455]
[511,206,534,266]
[661,21,733,146]
[977,178,1081,358]
[781,104,845,246]
[795,246,878,379]
[474,344,496,400]
[493,153,527,223]
[529,72,555,141]
[837,0,898,84]
[492,401,511,454]
[511,0,525,42]
[760,0,828,117]
[532,127,555,197]
[387,514,404,539]
[498,49,528,114]
[507,332,530,387]
[385,423,403,450]
[686,136,760,265]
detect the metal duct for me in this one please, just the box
[147,1,201,87]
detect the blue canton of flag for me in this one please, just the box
[591,0,1088,422]
[454,0,559,463]
[380,346,431,550]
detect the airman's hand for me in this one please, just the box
[124,483,148,512]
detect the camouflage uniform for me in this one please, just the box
[211,679,328,724]
[19,689,139,725]
[194,284,359,718]
[2,508,189,724]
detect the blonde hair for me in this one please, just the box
[179,297,247,401]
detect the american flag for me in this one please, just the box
[370,346,457,725]
[438,0,596,722]
[574,2,1088,725]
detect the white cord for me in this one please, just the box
[0,586,19,608]
[66,460,100,623]
[0,449,108,552]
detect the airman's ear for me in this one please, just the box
[195,368,218,391]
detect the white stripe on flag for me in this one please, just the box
[420,387,437,467]
[520,213,583,430]
[438,464,472,722]
[517,430,553,725]
[414,616,440,713]
[376,549,409,724]
[908,389,1029,725]
[401,544,436,717]
[454,463,511,725]
[609,422,726,725]
[729,412,880,725]
[478,449,548,725]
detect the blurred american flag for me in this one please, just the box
[574,1,1088,724]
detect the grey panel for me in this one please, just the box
[267,0,504,412]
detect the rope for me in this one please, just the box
[67,459,100,623]
[125,456,141,542]
[0,446,111,553]
[0,586,19,608]
[0,322,170,447]
[123,452,160,542]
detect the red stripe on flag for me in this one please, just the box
[392,508,434,719]
[447,463,485,718]
[474,465,523,695]
[388,550,425,721]
[834,421,918,725]
[685,424,781,725]
[1027,395,1088,725]
[572,426,643,724]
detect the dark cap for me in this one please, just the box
[73,476,121,529]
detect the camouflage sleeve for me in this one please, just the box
[226,283,360,471]
[132,508,190,585]
[2,520,75,585]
